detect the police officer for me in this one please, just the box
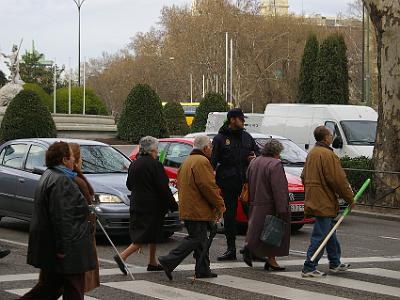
[212,108,259,261]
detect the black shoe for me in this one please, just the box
[242,247,253,267]
[217,249,237,261]
[113,255,127,275]
[0,249,10,259]
[264,262,286,271]
[147,264,164,272]
[158,257,173,281]
[195,272,218,279]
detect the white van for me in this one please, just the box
[261,104,378,158]
[206,112,264,133]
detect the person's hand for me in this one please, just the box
[215,211,223,223]
[247,152,256,162]
[350,202,356,210]
[56,253,65,259]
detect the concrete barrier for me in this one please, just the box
[0,112,118,139]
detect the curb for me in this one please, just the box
[352,209,400,222]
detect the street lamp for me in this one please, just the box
[72,0,86,86]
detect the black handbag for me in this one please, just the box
[260,215,287,247]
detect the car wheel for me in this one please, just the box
[291,224,304,231]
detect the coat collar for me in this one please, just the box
[190,149,210,160]
[315,141,333,152]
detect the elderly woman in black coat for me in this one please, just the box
[242,139,290,271]
[114,136,178,274]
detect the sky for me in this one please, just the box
[0,0,352,74]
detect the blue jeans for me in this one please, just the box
[303,217,341,272]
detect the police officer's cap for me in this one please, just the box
[227,108,246,120]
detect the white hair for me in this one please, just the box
[139,136,158,155]
[193,135,211,150]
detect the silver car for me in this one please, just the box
[0,138,181,237]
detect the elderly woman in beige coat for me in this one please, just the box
[242,139,290,271]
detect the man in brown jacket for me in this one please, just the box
[159,135,226,280]
[301,126,354,278]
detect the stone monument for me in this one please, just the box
[0,43,25,112]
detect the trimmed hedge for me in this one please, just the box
[117,84,168,142]
[163,102,189,136]
[340,156,373,192]
[52,87,108,115]
[191,92,229,132]
[23,83,52,110]
[1,90,57,140]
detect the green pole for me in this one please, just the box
[343,178,371,216]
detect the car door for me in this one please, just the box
[0,143,29,219]
[163,142,193,187]
[17,144,47,218]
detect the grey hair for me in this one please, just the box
[261,139,284,157]
[139,136,158,155]
[193,135,211,150]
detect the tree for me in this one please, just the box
[23,83,52,109]
[191,92,229,132]
[0,90,57,140]
[117,84,168,142]
[19,48,65,93]
[0,70,7,87]
[313,34,349,104]
[163,102,189,136]
[298,34,319,103]
[363,0,400,207]
[52,87,108,115]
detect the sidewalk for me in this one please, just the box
[352,205,400,222]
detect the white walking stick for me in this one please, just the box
[311,179,371,262]
[96,218,135,280]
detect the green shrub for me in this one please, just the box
[298,34,319,103]
[117,84,168,142]
[163,102,189,136]
[51,87,108,115]
[1,90,57,140]
[340,156,373,192]
[23,83,52,110]
[191,92,229,132]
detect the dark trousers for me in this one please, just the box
[160,221,212,275]
[18,270,84,300]
[222,188,241,250]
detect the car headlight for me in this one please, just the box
[173,192,179,203]
[94,194,123,204]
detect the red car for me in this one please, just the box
[129,133,314,231]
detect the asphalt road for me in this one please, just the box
[0,214,399,299]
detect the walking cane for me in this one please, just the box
[96,218,135,280]
[311,179,371,262]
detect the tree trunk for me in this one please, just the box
[364,0,400,207]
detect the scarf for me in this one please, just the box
[55,165,78,180]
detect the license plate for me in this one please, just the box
[290,204,304,212]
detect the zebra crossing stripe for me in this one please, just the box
[6,288,98,300]
[197,275,349,300]
[349,268,400,280]
[103,280,224,300]
[275,271,400,298]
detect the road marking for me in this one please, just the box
[276,271,400,298]
[379,236,400,241]
[197,275,349,300]
[103,280,224,300]
[6,288,98,299]
[0,238,28,247]
[349,268,400,280]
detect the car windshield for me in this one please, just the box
[255,138,307,165]
[80,145,130,174]
[340,121,376,145]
